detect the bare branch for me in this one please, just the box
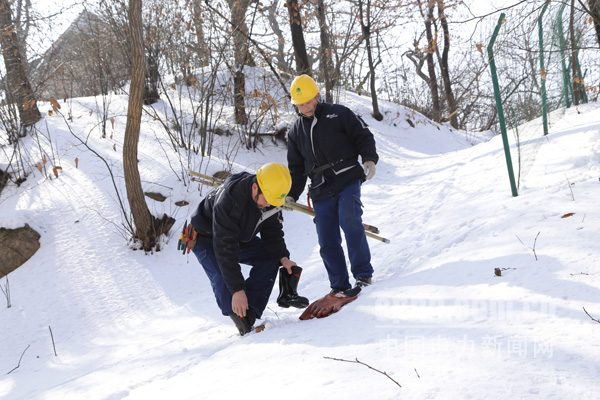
[516,232,540,260]
[6,345,30,375]
[324,356,401,388]
[0,275,10,308]
[564,174,575,201]
[49,326,57,357]
[583,307,600,324]
[532,231,540,261]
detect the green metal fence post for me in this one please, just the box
[556,3,572,108]
[538,1,550,136]
[487,13,518,197]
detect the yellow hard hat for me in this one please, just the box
[290,75,319,105]
[256,163,292,206]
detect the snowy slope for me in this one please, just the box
[1,89,599,400]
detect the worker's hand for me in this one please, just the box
[280,256,297,274]
[281,196,296,211]
[232,290,248,318]
[363,160,376,180]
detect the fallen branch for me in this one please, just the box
[7,345,30,374]
[531,231,540,260]
[564,174,575,201]
[49,326,57,356]
[0,276,10,308]
[516,232,540,261]
[583,307,600,324]
[324,356,401,388]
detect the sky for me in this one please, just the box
[1,68,599,399]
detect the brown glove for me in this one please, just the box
[299,292,358,320]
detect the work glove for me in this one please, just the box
[299,291,358,320]
[281,196,296,211]
[363,160,376,180]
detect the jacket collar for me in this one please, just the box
[298,101,324,120]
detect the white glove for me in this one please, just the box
[363,161,376,180]
[282,196,296,211]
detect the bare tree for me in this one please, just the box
[405,0,441,122]
[570,0,584,105]
[435,0,458,128]
[227,0,257,125]
[0,0,40,128]
[99,0,160,104]
[317,0,334,101]
[192,0,210,67]
[326,2,367,99]
[358,0,383,120]
[124,0,174,250]
[421,0,441,122]
[286,0,311,75]
[582,0,600,47]
[262,0,289,72]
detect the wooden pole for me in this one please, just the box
[189,170,390,244]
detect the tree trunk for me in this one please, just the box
[570,0,583,105]
[436,0,458,128]
[144,50,160,105]
[358,0,382,121]
[423,0,441,122]
[13,0,31,70]
[0,0,40,128]
[192,0,210,67]
[286,0,311,75]
[588,0,600,47]
[124,0,158,250]
[317,0,334,102]
[266,0,288,72]
[228,0,252,125]
[233,70,248,126]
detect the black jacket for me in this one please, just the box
[190,172,290,294]
[287,102,378,201]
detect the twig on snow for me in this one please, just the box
[6,345,30,375]
[324,356,401,388]
[531,231,540,260]
[583,307,600,324]
[49,326,57,356]
[516,232,540,261]
[266,307,280,319]
[564,174,575,201]
[0,276,10,308]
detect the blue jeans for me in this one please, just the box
[313,180,373,291]
[192,236,279,318]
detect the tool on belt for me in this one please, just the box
[177,220,198,254]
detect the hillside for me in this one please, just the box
[1,87,599,399]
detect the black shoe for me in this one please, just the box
[277,266,310,309]
[356,276,372,288]
[330,286,361,297]
[229,308,257,336]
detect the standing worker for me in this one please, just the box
[189,163,307,335]
[286,75,379,318]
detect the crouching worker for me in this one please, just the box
[190,163,307,336]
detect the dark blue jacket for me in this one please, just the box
[190,172,290,294]
[287,102,378,201]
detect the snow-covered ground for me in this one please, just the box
[1,87,599,399]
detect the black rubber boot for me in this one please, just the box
[229,308,257,336]
[277,266,309,309]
